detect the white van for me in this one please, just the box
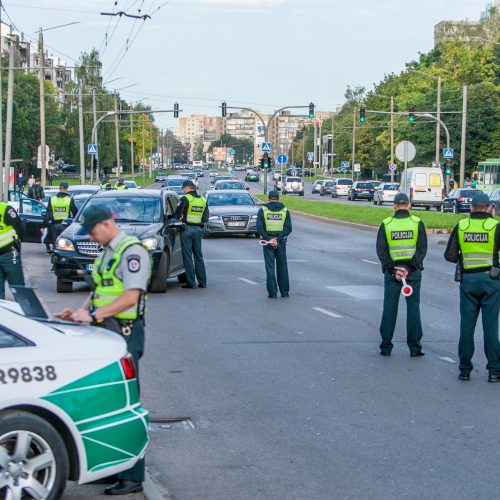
[401,167,443,210]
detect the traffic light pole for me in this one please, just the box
[222,104,312,194]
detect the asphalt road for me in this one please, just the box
[19,175,500,499]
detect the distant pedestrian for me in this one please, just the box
[27,175,35,188]
[471,179,477,189]
[444,193,500,383]
[256,190,292,298]
[376,193,428,356]
[16,172,26,192]
[464,178,471,188]
[172,180,208,288]
[47,170,53,186]
[28,178,44,201]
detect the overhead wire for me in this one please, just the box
[98,0,119,55]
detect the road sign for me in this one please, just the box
[354,163,361,173]
[443,148,454,159]
[389,163,397,171]
[230,168,236,174]
[277,154,287,165]
[87,144,98,155]
[395,141,416,163]
[261,142,272,153]
[307,152,314,161]
[228,148,235,157]
[341,161,350,168]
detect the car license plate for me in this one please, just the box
[227,222,246,227]
[85,264,94,272]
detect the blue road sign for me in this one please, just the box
[307,152,314,161]
[87,144,98,155]
[261,142,272,153]
[277,154,287,165]
[389,163,397,171]
[443,148,454,159]
[341,161,351,168]
[228,148,235,157]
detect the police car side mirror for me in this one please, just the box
[62,218,73,227]
[41,210,47,217]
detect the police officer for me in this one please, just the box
[256,190,292,298]
[172,180,208,289]
[376,193,428,356]
[101,175,113,190]
[115,177,128,190]
[0,201,25,300]
[444,193,500,382]
[43,182,78,254]
[57,205,151,494]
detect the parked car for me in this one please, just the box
[441,188,483,214]
[245,171,260,182]
[488,188,500,217]
[204,190,260,237]
[373,182,400,205]
[347,181,376,201]
[312,179,327,194]
[214,180,248,190]
[53,189,186,293]
[282,176,304,196]
[331,178,353,197]
[401,167,444,210]
[61,164,78,173]
[0,301,148,499]
[319,180,336,196]
[124,180,140,189]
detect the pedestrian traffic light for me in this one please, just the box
[360,106,366,123]
[408,105,415,122]
[222,101,227,118]
[309,102,315,119]
[174,102,179,118]
[261,153,270,169]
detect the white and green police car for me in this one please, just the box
[0,303,148,499]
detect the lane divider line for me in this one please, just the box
[361,259,378,265]
[239,278,258,285]
[438,356,456,364]
[313,307,342,318]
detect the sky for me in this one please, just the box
[6,0,487,131]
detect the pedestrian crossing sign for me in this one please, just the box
[443,148,454,159]
[87,144,98,155]
[261,142,272,153]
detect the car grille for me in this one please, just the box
[222,215,249,230]
[76,241,102,257]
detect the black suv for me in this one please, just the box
[347,181,376,201]
[53,189,186,293]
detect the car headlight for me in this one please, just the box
[250,215,257,220]
[209,215,221,221]
[141,237,158,250]
[55,237,75,251]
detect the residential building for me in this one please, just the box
[434,20,481,45]
[177,114,223,161]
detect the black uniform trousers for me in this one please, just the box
[263,242,289,297]
[100,318,146,483]
[379,269,423,355]
[0,250,25,300]
[47,223,65,245]
[459,272,500,375]
[180,225,207,287]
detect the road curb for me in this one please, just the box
[144,469,172,500]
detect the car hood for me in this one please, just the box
[61,221,164,241]
[208,205,259,216]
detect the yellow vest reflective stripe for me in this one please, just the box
[383,215,420,262]
[101,182,112,190]
[0,203,18,249]
[51,195,72,221]
[458,217,498,270]
[263,207,287,232]
[185,194,207,224]
[91,236,147,320]
[115,183,127,190]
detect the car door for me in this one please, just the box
[19,198,46,243]
[164,194,183,271]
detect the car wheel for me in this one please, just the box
[320,192,324,196]
[299,192,304,196]
[150,251,168,293]
[177,272,187,284]
[0,410,69,500]
[56,278,73,293]
[425,206,431,211]
[453,204,459,214]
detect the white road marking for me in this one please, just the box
[438,356,456,364]
[206,259,307,263]
[313,307,342,318]
[361,259,378,265]
[327,285,384,300]
[239,278,258,285]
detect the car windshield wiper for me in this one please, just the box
[114,218,141,223]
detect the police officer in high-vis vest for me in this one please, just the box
[172,180,208,289]
[57,205,151,495]
[0,201,25,300]
[101,175,113,190]
[376,193,428,356]
[115,177,127,190]
[444,193,500,383]
[256,190,292,298]
[43,182,78,254]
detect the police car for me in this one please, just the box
[0,302,149,499]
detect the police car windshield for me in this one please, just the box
[78,197,162,223]
[207,193,255,206]
[166,178,185,186]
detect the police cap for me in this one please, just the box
[393,193,410,205]
[59,181,69,189]
[182,180,195,189]
[77,205,113,235]
[471,192,490,207]
[268,190,280,200]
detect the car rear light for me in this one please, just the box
[458,196,465,201]
[409,188,413,201]
[120,354,136,380]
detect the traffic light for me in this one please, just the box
[222,101,227,118]
[174,102,179,118]
[408,105,415,122]
[308,102,315,119]
[261,153,270,169]
[360,106,366,123]
[445,159,452,175]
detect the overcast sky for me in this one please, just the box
[7,0,486,130]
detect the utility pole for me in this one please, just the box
[313,121,317,177]
[0,1,4,199]
[459,85,468,188]
[390,97,395,182]
[351,107,356,181]
[318,120,323,173]
[330,112,335,178]
[130,110,135,180]
[92,88,99,182]
[78,86,85,184]
[4,42,14,202]
[114,93,121,175]
[435,76,442,167]
[149,123,153,178]
[302,133,305,169]
[38,28,47,186]
[142,114,145,181]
